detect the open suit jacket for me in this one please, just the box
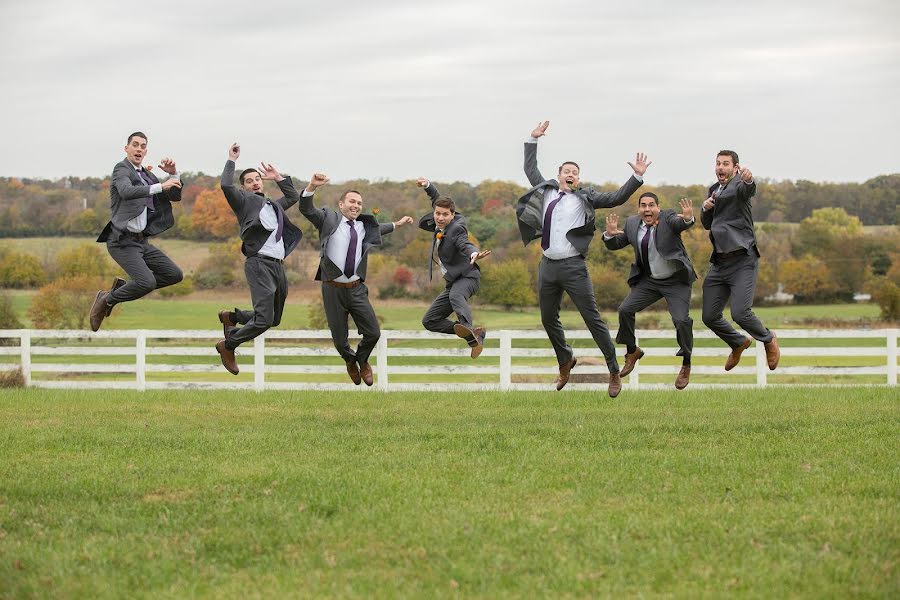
[700,176,759,262]
[298,195,395,282]
[516,142,643,256]
[220,160,303,258]
[603,209,698,287]
[418,183,480,283]
[97,159,181,242]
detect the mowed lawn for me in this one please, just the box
[0,388,897,598]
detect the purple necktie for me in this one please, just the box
[540,191,566,250]
[137,170,155,211]
[343,220,358,278]
[269,201,284,242]
[640,226,652,275]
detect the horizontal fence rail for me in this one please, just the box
[0,328,896,392]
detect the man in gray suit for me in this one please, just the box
[214,143,305,375]
[415,178,491,358]
[518,120,650,397]
[89,131,183,331]
[700,150,780,372]
[603,193,697,389]
[299,186,413,386]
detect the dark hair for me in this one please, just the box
[239,168,260,184]
[127,131,148,144]
[558,161,580,173]
[339,190,362,203]
[638,192,659,205]
[434,197,456,213]
[717,150,739,165]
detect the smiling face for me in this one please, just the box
[125,134,148,167]
[638,194,660,226]
[338,191,363,220]
[558,162,580,191]
[241,169,263,193]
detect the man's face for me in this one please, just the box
[715,154,737,184]
[125,136,148,167]
[638,196,660,226]
[339,192,363,220]
[433,206,454,230]
[558,163,580,191]
[241,172,263,194]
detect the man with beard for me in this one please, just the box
[700,150,780,372]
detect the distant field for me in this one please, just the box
[0,388,896,598]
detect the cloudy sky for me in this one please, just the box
[0,0,897,185]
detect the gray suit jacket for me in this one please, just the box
[700,176,759,261]
[298,194,396,282]
[97,159,181,242]
[603,209,697,286]
[220,160,303,258]
[418,183,480,283]
[516,142,643,256]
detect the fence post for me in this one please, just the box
[499,331,512,390]
[756,338,767,387]
[20,330,31,387]
[254,334,265,392]
[135,330,146,391]
[376,332,389,389]
[888,329,897,386]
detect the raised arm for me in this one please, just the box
[416,177,441,206]
[297,173,330,230]
[220,144,246,213]
[583,152,651,209]
[602,213,630,250]
[256,162,300,210]
[523,120,549,186]
[736,167,757,201]
[668,198,695,234]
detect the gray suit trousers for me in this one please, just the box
[702,252,773,349]
[539,256,619,373]
[106,236,183,305]
[616,275,693,357]
[422,275,480,334]
[225,257,288,350]
[322,282,380,365]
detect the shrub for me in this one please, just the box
[0,251,46,288]
[480,259,536,309]
[28,275,103,329]
[54,243,112,279]
[157,275,195,297]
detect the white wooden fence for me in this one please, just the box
[0,328,896,391]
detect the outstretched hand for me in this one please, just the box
[627,152,652,177]
[470,250,492,264]
[416,177,430,188]
[394,216,414,228]
[677,198,693,221]
[158,157,177,175]
[229,143,240,161]
[531,120,549,138]
[305,173,329,193]
[258,162,283,181]
[605,213,622,236]
[739,166,753,183]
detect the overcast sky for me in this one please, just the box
[0,0,897,185]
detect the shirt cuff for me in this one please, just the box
[149,183,162,195]
[301,189,314,197]
[526,137,539,143]
[633,174,643,182]
[684,216,695,223]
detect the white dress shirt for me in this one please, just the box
[256,199,285,260]
[326,218,365,283]
[637,222,679,280]
[125,162,177,233]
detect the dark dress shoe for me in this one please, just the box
[555,356,577,391]
[724,337,752,371]
[470,327,486,359]
[218,310,236,339]
[105,277,127,317]
[359,362,374,386]
[619,347,644,377]
[215,340,239,375]
[608,371,622,398]
[764,333,780,370]
[675,366,691,390]
[89,291,110,332]
[346,360,362,385]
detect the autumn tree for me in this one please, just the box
[192,189,236,239]
[0,251,46,288]
[54,243,112,279]
[480,259,535,309]
[28,275,101,329]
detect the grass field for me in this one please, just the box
[0,388,897,598]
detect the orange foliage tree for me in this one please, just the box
[191,189,236,240]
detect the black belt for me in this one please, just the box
[325,279,362,289]
[122,231,146,242]
[715,248,748,260]
[542,254,584,263]
[255,254,284,264]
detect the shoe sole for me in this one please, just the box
[90,291,105,332]
[556,357,577,391]
[619,350,645,377]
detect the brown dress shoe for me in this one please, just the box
[555,356,577,391]
[218,310,236,339]
[89,290,110,332]
[105,277,127,317]
[470,327,486,359]
[675,366,691,390]
[346,361,362,385]
[764,333,780,371]
[359,362,374,386]
[608,371,622,398]
[215,340,239,375]
[453,322,474,341]
[724,337,752,371]
[619,347,644,377]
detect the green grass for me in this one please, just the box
[0,388,897,598]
